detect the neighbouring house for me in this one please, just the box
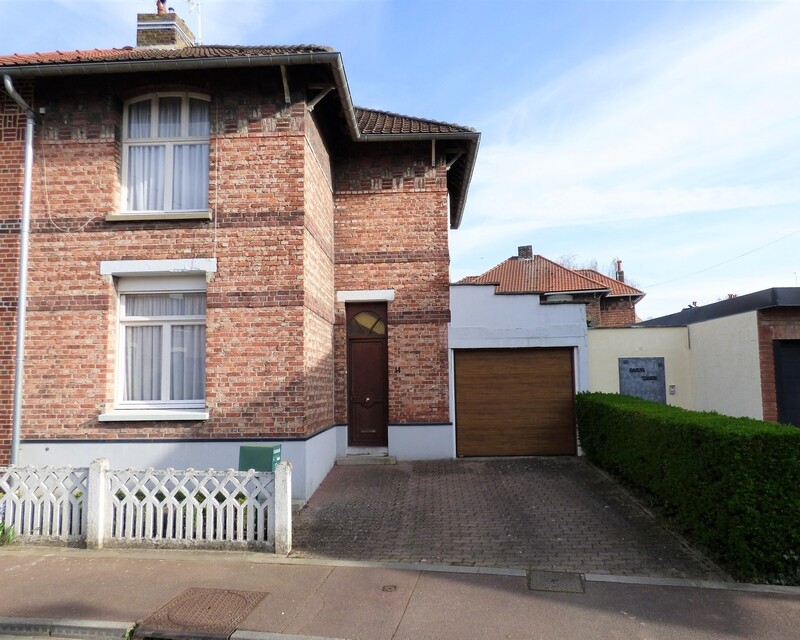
[458,246,644,327]
[449,246,595,457]
[0,6,479,500]
[589,287,800,427]
[576,264,645,327]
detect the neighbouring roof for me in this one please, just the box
[638,287,800,327]
[0,44,479,228]
[576,269,644,298]
[457,255,611,295]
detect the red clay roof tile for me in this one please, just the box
[0,45,333,67]
[355,107,476,135]
[459,255,610,295]
[576,269,644,297]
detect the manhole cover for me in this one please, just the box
[527,570,585,593]
[135,587,267,639]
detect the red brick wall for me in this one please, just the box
[600,297,637,327]
[583,296,637,327]
[0,70,454,460]
[758,308,800,423]
[0,84,30,465]
[333,145,451,425]
[584,299,601,327]
[0,71,336,450]
[302,112,335,434]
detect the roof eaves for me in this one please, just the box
[356,133,479,231]
[606,292,646,299]
[2,47,480,230]
[543,288,610,296]
[1,50,361,141]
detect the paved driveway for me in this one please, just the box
[292,457,728,580]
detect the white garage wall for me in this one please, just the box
[449,284,589,425]
[689,311,763,419]
[588,326,695,409]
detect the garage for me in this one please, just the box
[454,348,576,457]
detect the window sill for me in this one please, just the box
[98,409,210,422]
[106,211,212,222]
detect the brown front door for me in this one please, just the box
[346,302,389,446]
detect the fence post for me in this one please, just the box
[274,461,292,555]
[86,458,109,549]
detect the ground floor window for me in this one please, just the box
[98,259,216,422]
[117,275,207,410]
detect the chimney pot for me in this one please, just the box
[615,259,625,283]
[518,245,533,259]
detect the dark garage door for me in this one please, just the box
[454,348,576,456]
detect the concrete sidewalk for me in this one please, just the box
[1,547,798,640]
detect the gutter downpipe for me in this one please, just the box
[3,74,35,465]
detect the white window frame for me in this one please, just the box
[120,92,210,217]
[99,259,216,422]
[117,279,206,412]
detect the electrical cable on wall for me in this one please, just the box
[40,117,100,233]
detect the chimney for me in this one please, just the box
[137,1,195,49]
[615,259,625,283]
[517,245,533,259]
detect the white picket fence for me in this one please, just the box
[0,465,87,545]
[0,459,291,554]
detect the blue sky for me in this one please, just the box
[2,0,798,319]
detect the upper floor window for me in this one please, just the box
[122,93,210,214]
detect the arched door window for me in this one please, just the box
[348,311,386,336]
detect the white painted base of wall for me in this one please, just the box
[20,427,346,502]
[19,424,456,500]
[389,424,455,460]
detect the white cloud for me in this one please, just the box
[461,2,800,236]
[452,1,800,320]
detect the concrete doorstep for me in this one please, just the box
[334,456,397,465]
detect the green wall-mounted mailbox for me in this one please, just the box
[238,444,282,472]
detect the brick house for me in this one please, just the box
[0,8,479,499]
[458,246,644,327]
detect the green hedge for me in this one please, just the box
[576,392,800,583]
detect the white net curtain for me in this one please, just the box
[126,96,209,212]
[123,293,206,403]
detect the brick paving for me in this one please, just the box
[291,457,729,580]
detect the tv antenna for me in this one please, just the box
[185,0,203,44]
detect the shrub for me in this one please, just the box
[576,392,800,583]
[0,498,13,545]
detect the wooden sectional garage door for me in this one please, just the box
[454,348,576,456]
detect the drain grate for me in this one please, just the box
[135,587,267,640]
[527,570,585,593]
